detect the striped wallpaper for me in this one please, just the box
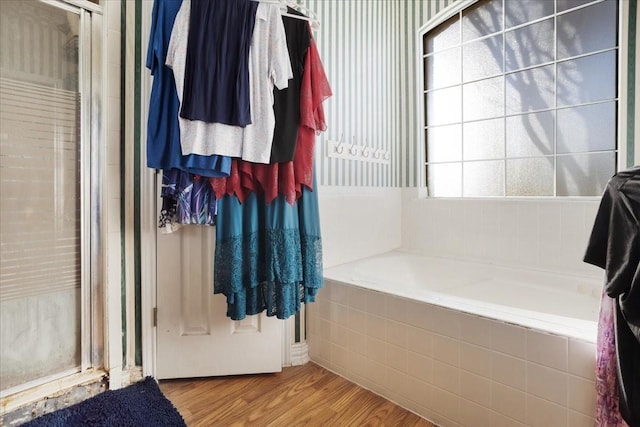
[0,1,78,90]
[306,0,459,188]
[309,0,637,187]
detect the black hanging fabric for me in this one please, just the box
[584,166,640,427]
[270,7,312,163]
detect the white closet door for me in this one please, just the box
[155,187,282,379]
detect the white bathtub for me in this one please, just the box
[308,250,600,426]
[323,250,600,342]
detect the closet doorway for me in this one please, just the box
[139,0,283,380]
[155,217,283,379]
[0,0,104,399]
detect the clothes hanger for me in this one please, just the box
[252,0,320,30]
[281,1,319,25]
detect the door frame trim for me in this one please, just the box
[139,0,156,379]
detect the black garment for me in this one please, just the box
[180,0,258,126]
[584,166,640,427]
[270,8,311,163]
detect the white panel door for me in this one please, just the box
[155,201,282,379]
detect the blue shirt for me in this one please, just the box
[146,0,231,177]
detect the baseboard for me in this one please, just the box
[120,366,144,388]
[290,342,310,366]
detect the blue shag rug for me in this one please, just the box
[24,377,186,427]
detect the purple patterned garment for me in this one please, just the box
[597,290,629,427]
[159,168,217,232]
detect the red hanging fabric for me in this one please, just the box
[209,33,332,206]
[294,36,332,198]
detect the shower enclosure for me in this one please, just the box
[0,0,104,400]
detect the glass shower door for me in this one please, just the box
[0,0,83,394]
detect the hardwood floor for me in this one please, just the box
[159,362,435,426]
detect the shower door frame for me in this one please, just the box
[0,0,108,411]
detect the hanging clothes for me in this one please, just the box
[166,0,243,159]
[148,0,330,321]
[179,0,258,126]
[209,158,291,206]
[158,168,217,233]
[270,7,311,163]
[584,166,640,427]
[167,0,292,164]
[294,37,331,196]
[595,289,630,427]
[208,35,331,206]
[145,0,231,177]
[240,2,293,163]
[213,169,323,320]
[212,27,332,320]
[241,160,297,206]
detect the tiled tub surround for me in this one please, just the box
[401,197,602,279]
[307,252,601,427]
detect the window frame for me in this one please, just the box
[416,0,629,198]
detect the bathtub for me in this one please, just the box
[307,250,600,427]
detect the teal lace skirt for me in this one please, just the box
[213,172,323,320]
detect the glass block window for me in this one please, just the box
[422,0,618,197]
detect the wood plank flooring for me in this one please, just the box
[159,362,435,427]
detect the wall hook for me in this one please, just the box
[349,136,358,156]
[325,134,390,165]
[362,139,370,158]
[335,133,344,154]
